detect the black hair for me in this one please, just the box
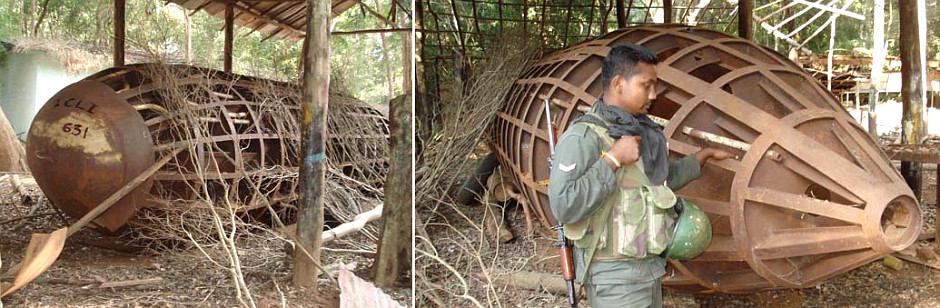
[601,43,660,91]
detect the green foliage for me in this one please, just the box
[0,0,405,104]
[332,0,408,104]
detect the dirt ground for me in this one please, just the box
[417,162,940,308]
[0,175,411,307]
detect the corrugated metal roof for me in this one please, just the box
[166,0,361,41]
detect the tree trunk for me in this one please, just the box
[374,94,413,287]
[374,0,394,100]
[185,10,192,64]
[379,32,394,100]
[114,0,125,67]
[869,0,885,138]
[95,3,106,45]
[415,1,431,155]
[615,0,625,28]
[401,10,412,95]
[899,0,927,199]
[32,0,50,37]
[0,105,27,173]
[28,0,36,36]
[293,0,330,291]
[224,4,233,73]
[738,0,753,40]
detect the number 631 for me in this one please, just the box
[62,123,89,138]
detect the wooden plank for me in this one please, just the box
[882,144,940,163]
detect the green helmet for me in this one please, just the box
[665,199,713,260]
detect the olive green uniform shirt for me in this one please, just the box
[548,121,702,286]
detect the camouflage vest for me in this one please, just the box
[563,113,678,282]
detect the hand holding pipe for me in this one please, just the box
[547,99,783,162]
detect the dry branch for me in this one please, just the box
[481,270,578,296]
[415,39,539,306]
[97,277,164,289]
[280,204,384,244]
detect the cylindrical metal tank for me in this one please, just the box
[26,64,388,232]
[491,25,921,292]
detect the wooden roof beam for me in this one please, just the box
[209,0,305,37]
[240,1,294,36]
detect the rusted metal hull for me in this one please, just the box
[491,25,922,292]
[27,64,388,232]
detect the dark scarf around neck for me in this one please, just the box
[577,98,669,185]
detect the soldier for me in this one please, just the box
[548,43,734,307]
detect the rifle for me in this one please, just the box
[544,99,578,308]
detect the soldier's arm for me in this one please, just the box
[666,154,702,191]
[667,148,736,190]
[548,125,618,224]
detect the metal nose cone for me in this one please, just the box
[26,80,155,232]
[490,25,922,293]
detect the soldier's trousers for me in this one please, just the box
[584,278,662,308]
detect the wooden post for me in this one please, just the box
[738,0,753,40]
[224,4,234,73]
[416,1,431,152]
[616,0,626,28]
[827,20,835,91]
[184,10,192,64]
[899,0,926,199]
[453,50,466,97]
[293,0,330,290]
[869,0,885,138]
[373,94,413,287]
[113,0,125,67]
[663,0,672,24]
[401,10,412,95]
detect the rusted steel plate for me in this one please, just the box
[26,64,389,232]
[491,25,922,293]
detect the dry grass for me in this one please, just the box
[414,39,539,307]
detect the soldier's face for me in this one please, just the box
[611,61,658,115]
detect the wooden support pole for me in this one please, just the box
[869,0,885,138]
[373,94,413,287]
[899,0,927,199]
[293,0,330,290]
[416,1,431,152]
[401,11,412,95]
[827,19,836,91]
[224,4,234,73]
[113,0,125,67]
[616,0,626,28]
[184,9,192,64]
[663,0,672,24]
[738,0,753,40]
